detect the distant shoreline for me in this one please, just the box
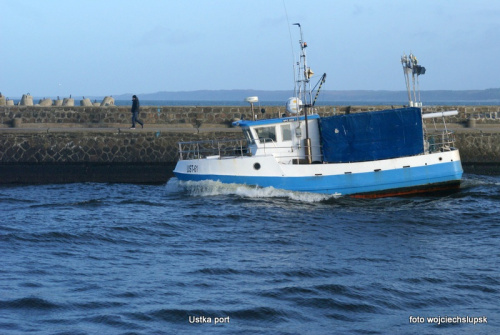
[4,88,500,107]
[113,100,500,107]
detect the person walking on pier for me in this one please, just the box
[130,95,144,129]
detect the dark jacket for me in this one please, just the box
[131,96,140,113]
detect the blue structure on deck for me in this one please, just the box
[319,107,424,163]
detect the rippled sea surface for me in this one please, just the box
[1,174,499,335]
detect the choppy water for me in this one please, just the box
[1,174,499,334]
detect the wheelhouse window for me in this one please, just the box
[254,126,276,143]
[243,128,255,144]
[280,124,292,141]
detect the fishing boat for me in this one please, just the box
[173,25,463,198]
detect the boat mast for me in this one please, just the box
[401,53,426,107]
[293,23,313,106]
[293,23,313,164]
[401,54,413,106]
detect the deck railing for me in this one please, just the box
[178,139,250,160]
[425,130,457,153]
[178,138,322,161]
[178,132,455,162]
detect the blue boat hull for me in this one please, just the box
[175,160,463,198]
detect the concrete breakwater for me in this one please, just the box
[0,93,115,107]
[0,128,241,183]
[0,105,499,183]
[2,105,500,128]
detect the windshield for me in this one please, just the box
[254,126,276,143]
[243,128,255,144]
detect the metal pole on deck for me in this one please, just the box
[294,23,312,164]
[401,54,412,106]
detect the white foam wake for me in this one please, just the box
[166,178,339,203]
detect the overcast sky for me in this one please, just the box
[1,0,499,98]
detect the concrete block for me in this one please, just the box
[63,98,74,106]
[20,94,33,106]
[80,98,92,106]
[38,98,53,107]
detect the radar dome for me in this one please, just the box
[286,97,302,114]
[245,96,259,103]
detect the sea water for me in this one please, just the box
[112,99,497,107]
[0,174,499,334]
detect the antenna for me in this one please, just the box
[245,96,259,120]
[293,23,312,106]
[282,0,297,92]
[293,23,303,97]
